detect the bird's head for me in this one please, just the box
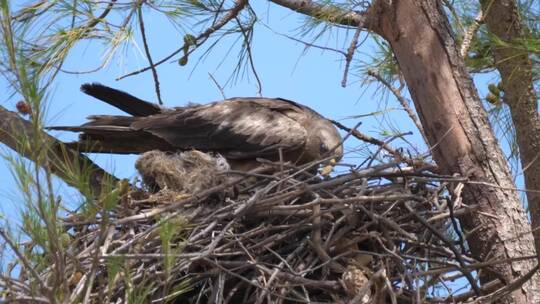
[305,121,343,169]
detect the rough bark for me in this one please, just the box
[481,0,540,259]
[0,106,119,195]
[374,1,540,301]
[269,0,540,302]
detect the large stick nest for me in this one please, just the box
[3,150,517,303]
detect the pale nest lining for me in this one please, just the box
[135,150,230,193]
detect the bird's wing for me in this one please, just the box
[50,98,309,157]
[130,98,308,158]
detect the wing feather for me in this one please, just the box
[131,98,307,156]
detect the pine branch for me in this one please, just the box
[268,0,371,28]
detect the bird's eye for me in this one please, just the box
[320,143,329,154]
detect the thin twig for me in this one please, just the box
[342,24,363,87]
[331,119,436,171]
[234,16,263,96]
[367,69,428,143]
[117,0,248,81]
[0,229,49,296]
[208,73,227,99]
[404,202,481,296]
[260,22,346,56]
[82,225,114,303]
[137,3,163,105]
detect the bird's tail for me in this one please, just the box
[81,83,164,117]
[48,115,173,154]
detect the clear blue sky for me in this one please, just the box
[0,2,507,220]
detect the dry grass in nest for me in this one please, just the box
[1,150,528,303]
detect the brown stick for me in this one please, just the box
[331,120,436,171]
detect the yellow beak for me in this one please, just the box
[319,158,336,176]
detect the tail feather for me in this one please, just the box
[48,116,174,154]
[81,83,163,117]
[48,125,132,132]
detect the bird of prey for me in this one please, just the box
[50,83,343,171]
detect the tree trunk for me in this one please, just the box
[373,1,539,302]
[481,0,540,259]
[269,0,540,302]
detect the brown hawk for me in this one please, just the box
[50,83,343,171]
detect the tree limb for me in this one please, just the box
[268,0,373,28]
[459,10,484,58]
[0,106,119,195]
